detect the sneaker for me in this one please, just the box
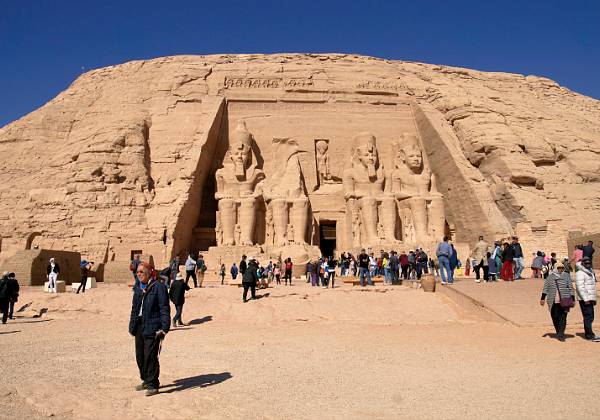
[441,282,447,285]
[589,336,600,342]
[135,383,148,391]
[475,279,480,283]
[145,387,159,396]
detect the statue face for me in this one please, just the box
[403,146,422,172]
[229,141,251,178]
[316,141,328,154]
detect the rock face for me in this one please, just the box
[0,54,599,274]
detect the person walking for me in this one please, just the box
[358,249,373,287]
[239,255,248,276]
[242,258,259,302]
[471,236,488,282]
[77,260,94,294]
[539,261,575,342]
[130,255,141,288]
[6,273,19,320]
[129,261,170,396]
[274,263,281,285]
[196,254,207,287]
[46,258,60,293]
[218,263,226,285]
[284,258,293,285]
[169,272,190,327]
[436,236,453,285]
[487,252,497,282]
[531,251,544,278]
[0,273,11,324]
[512,237,525,279]
[230,263,239,281]
[500,242,515,281]
[184,253,198,288]
[575,257,600,341]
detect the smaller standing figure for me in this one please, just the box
[234,224,242,246]
[287,223,294,244]
[77,260,94,294]
[230,262,239,281]
[46,258,60,293]
[377,222,385,241]
[215,218,223,246]
[219,263,226,285]
[315,139,331,185]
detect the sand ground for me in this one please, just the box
[1,278,599,419]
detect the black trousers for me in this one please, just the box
[401,266,409,280]
[474,262,489,281]
[77,276,87,293]
[185,270,197,288]
[134,319,162,389]
[284,269,292,285]
[550,303,568,337]
[1,299,9,324]
[579,301,596,339]
[243,284,256,301]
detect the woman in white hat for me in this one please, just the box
[168,272,190,327]
[46,258,60,293]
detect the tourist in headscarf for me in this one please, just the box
[77,260,93,294]
[539,261,574,342]
[46,258,60,293]
[129,261,170,396]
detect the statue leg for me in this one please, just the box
[380,198,397,242]
[239,198,257,246]
[360,197,379,245]
[409,198,428,243]
[218,199,236,246]
[290,198,309,244]
[428,196,445,240]
[271,199,288,246]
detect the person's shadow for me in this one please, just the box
[188,316,213,325]
[160,372,232,393]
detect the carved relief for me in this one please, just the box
[315,139,331,186]
[223,77,313,89]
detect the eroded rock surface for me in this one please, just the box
[0,54,598,269]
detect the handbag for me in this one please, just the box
[554,278,575,309]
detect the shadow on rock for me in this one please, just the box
[161,372,232,393]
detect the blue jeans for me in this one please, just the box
[513,257,524,279]
[359,267,373,286]
[438,256,452,284]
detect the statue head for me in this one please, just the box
[316,139,328,155]
[228,121,253,179]
[397,134,423,173]
[352,132,378,179]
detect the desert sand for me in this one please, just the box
[1,277,599,420]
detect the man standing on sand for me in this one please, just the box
[575,257,600,342]
[242,257,259,302]
[169,272,190,327]
[129,261,170,396]
[184,252,198,288]
[436,236,453,285]
[77,260,93,294]
[196,254,207,287]
[358,249,373,287]
[239,255,248,276]
[46,258,60,293]
[471,236,488,283]
[512,237,525,279]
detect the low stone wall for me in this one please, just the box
[0,249,81,286]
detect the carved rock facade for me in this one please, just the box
[1,54,599,277]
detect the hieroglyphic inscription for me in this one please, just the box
[224,77,313,89]
[355,81,404,91]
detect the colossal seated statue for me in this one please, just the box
[389,134,445,243]
[264,138,309,246]
[214,121,265,246]
[342,132,394,245]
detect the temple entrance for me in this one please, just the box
[319,221,337,258]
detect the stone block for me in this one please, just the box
[44,280,66,293]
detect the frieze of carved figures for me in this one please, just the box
[214,120,265,246]
[388,133,445,243]
[342,132,397,246]
[263,137,310,246]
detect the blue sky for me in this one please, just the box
[1,0,598,127]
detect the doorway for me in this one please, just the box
[319,221,337,258]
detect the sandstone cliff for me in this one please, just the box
[0,54,598,267]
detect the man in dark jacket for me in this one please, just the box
[169,272,190,327]
[7,273,19,319]
[129,261,170,396]
[242,258,258,302]
[0,272,11,324]
[239,255,248,276]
